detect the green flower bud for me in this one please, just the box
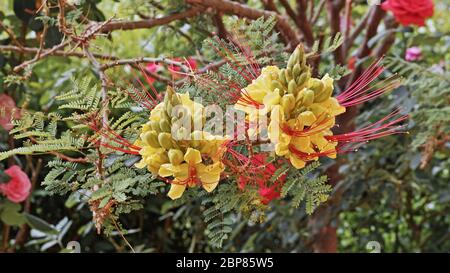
[293,63,302,79]
[168,149,184,165]
[166,104,173,118]
[158,132,173,149]
[171,93,181,105]
[285,68,293,82]
[279,69,287,86]
[164,92,170,106]
[271,80,285,92]
[288,79,298,96]
[314,75,334,103]
[159,119,171,133]
[310,79,324,94]
[143,131,160,148]
[281,94,296,114]
[296,69,310,87]
[314,85,333,103]
[288,45,303,70]
[151,120,161,132]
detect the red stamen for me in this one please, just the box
[337,58,401,107]
[325,110,409,143]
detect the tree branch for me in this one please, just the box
[0,45,117,60]
[187,0,301,48]
[327,0,345,65]
[97,7,205,32]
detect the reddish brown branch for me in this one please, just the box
[97,7,205,32]
[187,0,300,47]
[213,12,229,39]
[327,0,345,64]
[294,0,315,46]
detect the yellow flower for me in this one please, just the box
[235,66,281,114]
[159,148,225,200]
[135,88,228,199]
[234,44,348,169]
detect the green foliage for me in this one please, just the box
[281,162,331,214]
[0,109,83,160]
[385,56,450,148]
[307,32,344,58]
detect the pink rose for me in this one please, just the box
[405,47,422,62]
[0,94,21,131]
[0,165,31,203]
[382,0,434,27]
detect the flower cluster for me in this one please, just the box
[235,45,344,169]
[92,42,406,204]
[234,45,406,170]
[134,86,228,199]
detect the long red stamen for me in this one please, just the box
[337,58,401,107]
[325,110,409,143]
[288,145,336,161]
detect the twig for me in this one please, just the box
[355,5,386,59]
[111,217,135,253]
[97,7,205,32]
[261,0,279,12]
[213,12,229,39]
[1,225,10,252]
[100,57,190,71]
[13,41,70,72]
[311,0,326,25]
[374,17,398,58]
[344,8,371,53]
[279,0,314,46]
[0,45,118,60]
[343,0,352,42]
[308,0,315,20]
[0,21,24,49]
[327,0,345,64]
[196,59,227,74]
[295,0,315,46]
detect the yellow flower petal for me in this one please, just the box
[134,159,147,169]
[263,91,281,108]
[321,98,346,116]
[310,134,330,151]
[202,181,219,193]
[299,111,316,126]
[167,182,187,200]
[158,163,175,177]
[275,143,289,156]
[184,148,202,165]
[289,154,306,169]
[196,162,224,192]
[291,136,312,153]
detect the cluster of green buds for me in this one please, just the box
[268,45,334,120]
